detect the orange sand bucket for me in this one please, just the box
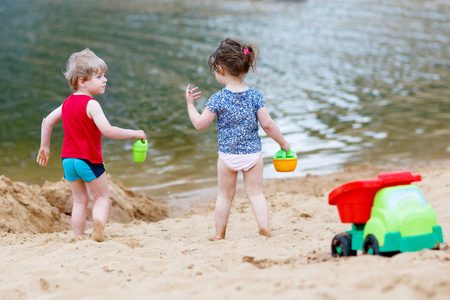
[272,149,297,172]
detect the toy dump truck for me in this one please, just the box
[329,171,443,257]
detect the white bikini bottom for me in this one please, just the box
[218,151,262,172]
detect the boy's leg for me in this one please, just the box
[68,179,90,235]
[243,157,271,237]
[215,158,238,240]
[86,172,110,242]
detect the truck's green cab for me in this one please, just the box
[362,185,443,253]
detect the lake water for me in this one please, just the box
[1,0,449,212]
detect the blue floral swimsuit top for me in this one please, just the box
[206,87,266,154]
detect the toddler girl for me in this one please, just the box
[186,38,290,240]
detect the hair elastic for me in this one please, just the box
[243,48,250,56]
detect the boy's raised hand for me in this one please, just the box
[186,84,202,105]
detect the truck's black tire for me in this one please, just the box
[331,233,357,257]
[363,234,381,255]
[363,234,400,257]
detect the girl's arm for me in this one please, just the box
[37,105,63,166]
[87,100,146,140]
[186,84,216,131]
[257,107,290,151]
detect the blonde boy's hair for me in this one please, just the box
[63,48,108,91]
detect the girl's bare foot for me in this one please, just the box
[91,219,105,242]
[259,228,271,238]
[214,235,225,241]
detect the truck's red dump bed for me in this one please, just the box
[328,171,421,224]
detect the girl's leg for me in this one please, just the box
[215,158,238,240]
[86,172,110,242]
[68,179,90,235]
[242,157,271,237]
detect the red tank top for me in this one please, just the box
[61,94,103,163]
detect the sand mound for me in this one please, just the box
[0,176,65,234]
[0,175,167,234]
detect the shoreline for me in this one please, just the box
[1,163,450,299]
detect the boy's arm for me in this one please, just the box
[37,105,63,166]
[87,100,146,140]
[186,84,216,131]
[257,107,290,151]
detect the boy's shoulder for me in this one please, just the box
[63,94,97,109]
[66,93,96,100]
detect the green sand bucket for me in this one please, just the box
[272,149,297,172]
[133,139,148,162]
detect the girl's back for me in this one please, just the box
[207,88,265,155]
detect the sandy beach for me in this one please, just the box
[1,163,450,300]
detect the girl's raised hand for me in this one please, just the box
[186,84,202,104]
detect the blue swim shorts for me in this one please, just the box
[62,158,106,182]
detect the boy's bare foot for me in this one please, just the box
[91,219,105,242]
[214,227,226,241]
[259,228,271,238]
[72,234,89,242]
